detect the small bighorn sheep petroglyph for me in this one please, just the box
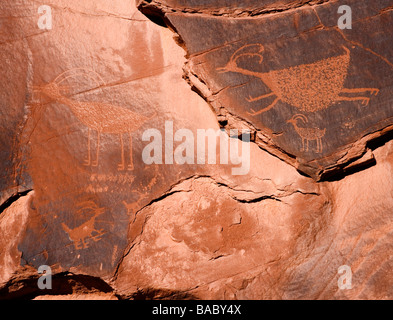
[287,114,326,154]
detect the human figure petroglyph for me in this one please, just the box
[218,44,379,115]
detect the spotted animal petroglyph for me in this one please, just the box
[287,114,326,153]
[33,69,156,171]
[218,44,379,115]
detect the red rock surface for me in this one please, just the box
[138,0,393,180]
[1,0,393,300]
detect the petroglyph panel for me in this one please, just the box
[138,0,393,179]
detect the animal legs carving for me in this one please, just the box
[128,132,134,171]
[248,97,280,116]
[317,139,322,153]
[75,240,83,250]
[341,88,379,95]
[84,128,91,166]
[118,133,125,171]
[91,228,105,242]
[91,130,101,167]
[301,139,323,153]
[118,133,134,171]
[301,138,324,153]
[81,238,88,249]
[336,95,370,106]
[247,91,275,103]
[337,87,379,106]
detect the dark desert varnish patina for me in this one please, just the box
[138,0,393,180]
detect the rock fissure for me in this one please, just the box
[138,0,332,18]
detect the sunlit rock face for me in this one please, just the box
[1,0,393,300]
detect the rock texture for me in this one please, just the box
[139,0,393,180]
[1,0,393,300]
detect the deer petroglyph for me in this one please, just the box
[287,114,326,153]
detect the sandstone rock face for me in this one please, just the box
[1,0,393,300]
[139,0,393,180]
